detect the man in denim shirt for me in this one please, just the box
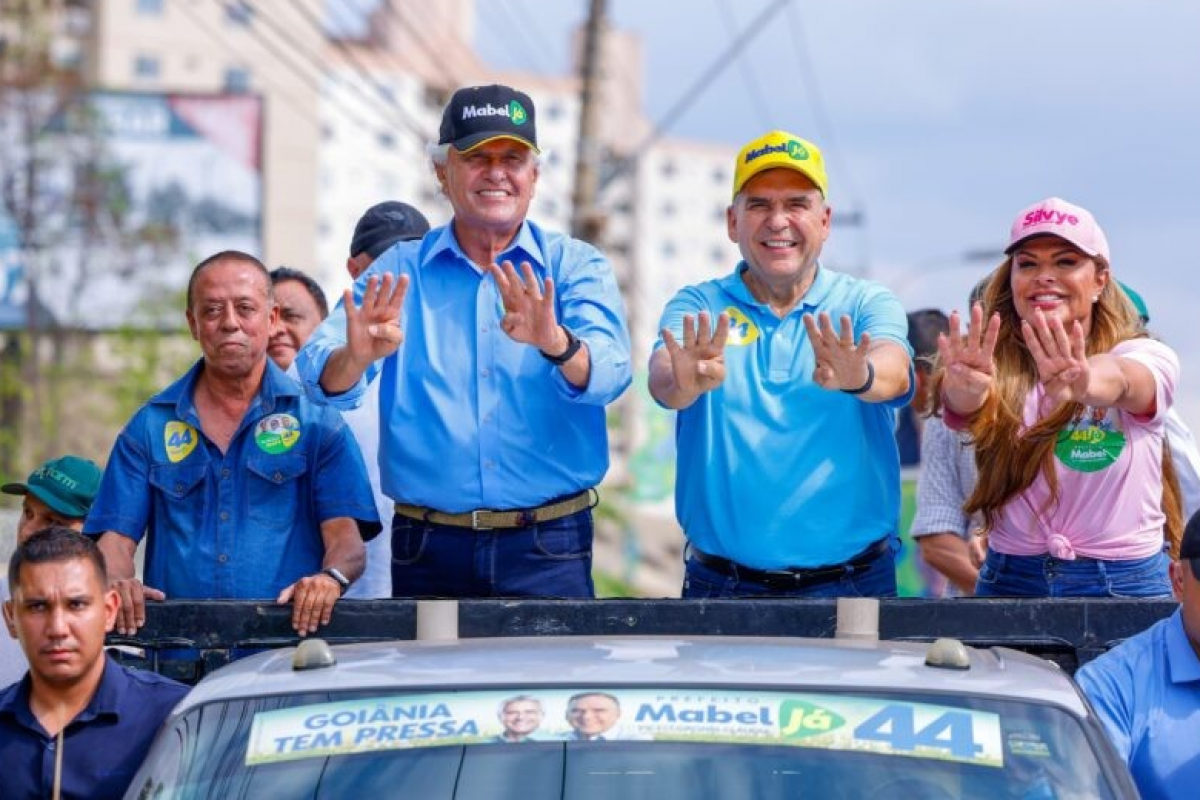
[86,251,379,636]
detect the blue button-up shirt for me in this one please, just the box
[84,360,380,598]
[1076,609,1200,800]
[655,264,914,569]
[0,655,188,800]
[297,219,631,512]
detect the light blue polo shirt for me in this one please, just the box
[655,263,913,570]
[1076,609,1200,800]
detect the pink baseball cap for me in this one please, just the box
[1006,197,1110,261]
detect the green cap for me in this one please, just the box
[1117,281,1149,324]
[1,455,103,518]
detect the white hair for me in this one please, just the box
[425,142,543,168]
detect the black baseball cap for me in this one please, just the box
[349,201,431,259]
[438,84,538,154]
[1182,509,1200,574]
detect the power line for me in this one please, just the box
[784,0,863,211]
[175,1,324,132]
[493,0,559,74]
[715,0,772,129]
[287,0,433,144]
[370,0,465,87]
[194,0,406,143]
[602,0,787,186]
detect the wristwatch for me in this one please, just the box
[540,326,582,365]
[322,567,351,595]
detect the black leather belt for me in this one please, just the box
[690,538,891,590]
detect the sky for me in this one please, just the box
[471,0,1200,431]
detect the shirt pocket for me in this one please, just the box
[245,453,307,533]
[148,463,208,537]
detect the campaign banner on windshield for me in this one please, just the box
[246,688,1004,768]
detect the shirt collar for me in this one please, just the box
[149,358,296,421]
[717,261,833,314]
[0,654,126,733]
[1165,608,1200,684]
[424,219,548,274]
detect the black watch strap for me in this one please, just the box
[540,327,582,365]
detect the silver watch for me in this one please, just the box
[322,567,351,595]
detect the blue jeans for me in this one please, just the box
[974,549,1172,598]
[682,542,898,599]
[390,507,595,598]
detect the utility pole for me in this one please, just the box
[570,0,606,244]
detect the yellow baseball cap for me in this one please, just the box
[732,130,828,199]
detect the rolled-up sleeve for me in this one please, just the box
[551,240,632,405]
[83,421,152,542]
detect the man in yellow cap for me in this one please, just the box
[298,85,631,598]
[649,130,913,597]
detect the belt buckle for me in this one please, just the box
[470,510,493,531]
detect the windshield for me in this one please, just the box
[126,687,1120,800]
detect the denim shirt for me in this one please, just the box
[85,359,380,598]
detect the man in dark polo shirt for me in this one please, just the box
[0,528,188,800]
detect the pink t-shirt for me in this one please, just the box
[991,338,1179,560]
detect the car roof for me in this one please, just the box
[178,636,1090,712]
[176,635,1089,717]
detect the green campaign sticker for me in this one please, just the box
[779,699,846,740]
[1055,424,1125,473]
[255,413,301,454]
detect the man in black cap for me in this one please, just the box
[298,84,631,598]
[1,455,103,686]
[1076,512,1200,798]
[339,200,430,599]
[347,201,431,280]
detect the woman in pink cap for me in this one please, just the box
[933,197,1181,597]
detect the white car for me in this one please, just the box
[125,635,1136,799]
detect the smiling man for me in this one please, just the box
[298,85,631,598]
[0,527,188,800]
[267,266,329,372]
[85,251,379,637]
[650,130,914,598]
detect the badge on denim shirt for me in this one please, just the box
[164,421,198,463]
[1054,407,1125,473]
[255,413,301,454]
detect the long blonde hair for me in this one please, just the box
[931,254,1179,544]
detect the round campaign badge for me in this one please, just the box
[165,421,199,463]
[254,413,301,454]
[1054,422,1126,473]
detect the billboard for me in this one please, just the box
[0,90,262,329]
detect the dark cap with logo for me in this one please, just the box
[349,201,431,259]
[2,455,103,518]
[438,84,538,154]
[1182,509,1200,564]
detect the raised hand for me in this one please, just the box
[662,312,731,400]
[937,303,1001,415]
[487,260,562,352]
[803,312,872,391]
[343,273,409,367]
[1023,308,1089,406]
